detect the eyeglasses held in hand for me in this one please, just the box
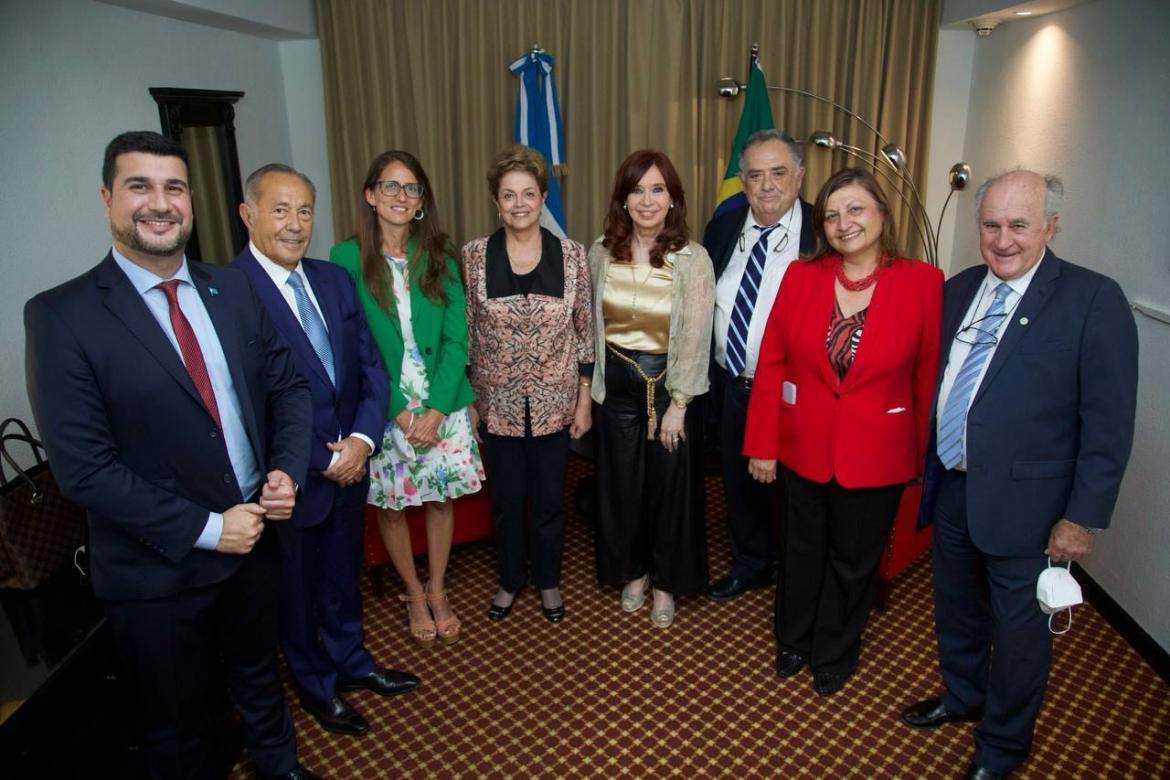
[377,180,425,199]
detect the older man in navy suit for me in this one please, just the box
[902,170,1138,779]
[702,129,816,604]
[233,165,419,737]
[25,132,319,779]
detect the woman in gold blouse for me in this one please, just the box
[589,149,715,628]
[462,146,594,623]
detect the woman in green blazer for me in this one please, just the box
[331,150,483,646]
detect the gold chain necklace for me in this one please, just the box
[629,262,654,312]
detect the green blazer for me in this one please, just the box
[330,238,475,420]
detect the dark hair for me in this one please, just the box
[244,163,317,204]
[738,128,804,173]
[601,149,689,268]
[486,144,549,198]
[356,150,452,311]
[811,167,900,266]
[102,131,188,189]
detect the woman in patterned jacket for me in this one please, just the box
[462,145,594,623]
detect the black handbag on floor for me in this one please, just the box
[0,418,87,590]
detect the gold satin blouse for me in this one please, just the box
[602,258,674,353]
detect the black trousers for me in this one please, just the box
[932,469,1052,773]
[716,369,780,581]
[594,349,707,595]
[103,526,296,779]
[480,426,571,593]
[777,467,903,675]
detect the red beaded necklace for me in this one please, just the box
[835,258,880,291]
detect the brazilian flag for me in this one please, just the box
[712,62,775,219]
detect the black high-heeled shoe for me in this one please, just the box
[487,588,521,621]
[542,603,565,623]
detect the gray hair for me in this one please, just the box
[738,128,803,174]
[974,169,1063,233]
[244,163,317,204]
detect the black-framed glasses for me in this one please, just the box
[376,179,424,199]
[955,311,1006,346]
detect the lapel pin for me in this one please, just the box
[1019,317,1029,325]
[209,287,219,297]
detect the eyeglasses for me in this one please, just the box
[376,180,424,199]
[955,312,1004,346]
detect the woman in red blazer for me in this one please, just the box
[744,168,942,696]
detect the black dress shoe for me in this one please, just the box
[542,603,565,623]
[299,695,369,736]
[706,574,770,602]
[812,669,850,696]
[488,588,522,621]
[774,650,806,678]
[338,668,420,697]
[963,764,1007,779]
[263,762,324,780]
[901,697,983,729]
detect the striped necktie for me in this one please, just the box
[286,271,336,385]
[725,223,779,378]
[936,282,1013,469]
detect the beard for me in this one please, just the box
[112,210,191,258]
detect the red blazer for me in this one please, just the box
[744,255,942,488]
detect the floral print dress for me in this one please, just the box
[367,255,485,511]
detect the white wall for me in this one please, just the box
[924,29,976,276]
[940,0,1170,650]
[0,0,299,446]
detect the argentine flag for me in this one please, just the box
[510,49,568,238]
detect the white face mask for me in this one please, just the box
[1036,558,1083,635]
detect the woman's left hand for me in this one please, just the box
[570,394,592,439]
[658,404,686,452]
[408,408,444,448]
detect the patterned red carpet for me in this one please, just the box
[233,456,1169,778]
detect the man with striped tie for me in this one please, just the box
[903,170,1138,780]
[234,165,419,739]
[703,129,816,603]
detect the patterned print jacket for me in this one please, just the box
[462,229,595,437]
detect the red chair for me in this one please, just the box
[875,483,931,608]
[362,490,493,597]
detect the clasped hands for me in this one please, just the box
[322,436,371,487]
[396,408,444,448]
[216,470,296,555]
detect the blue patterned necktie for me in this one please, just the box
[725,223,780,378]
[286,271,336,385]
[936,282,1013,469]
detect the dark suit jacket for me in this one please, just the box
[24,253,311,600]
[232,248,388,528]
[918,250,1138,556]
[701,199,817,280]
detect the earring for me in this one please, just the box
[669,203,675,209]
[414,208,425,221]
[623,204,628,211]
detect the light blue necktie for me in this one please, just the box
[286,271,336,386]
[725,223,779,378]
[937,282,1013,469]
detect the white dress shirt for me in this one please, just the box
[251,243,374,458]
[936,255,1045,469]
[713,201,802,377]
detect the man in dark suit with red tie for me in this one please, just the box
[232,164,419,738]
[702,129,816,603]
[25,131,320,779]
[902,170,1139,779]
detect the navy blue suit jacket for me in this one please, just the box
[918,250,1138,556]
[24,254,311,600]
[232,249,388,529]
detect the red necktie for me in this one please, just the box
[156,280,222,428]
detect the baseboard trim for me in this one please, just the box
[1076,564,1170,685]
